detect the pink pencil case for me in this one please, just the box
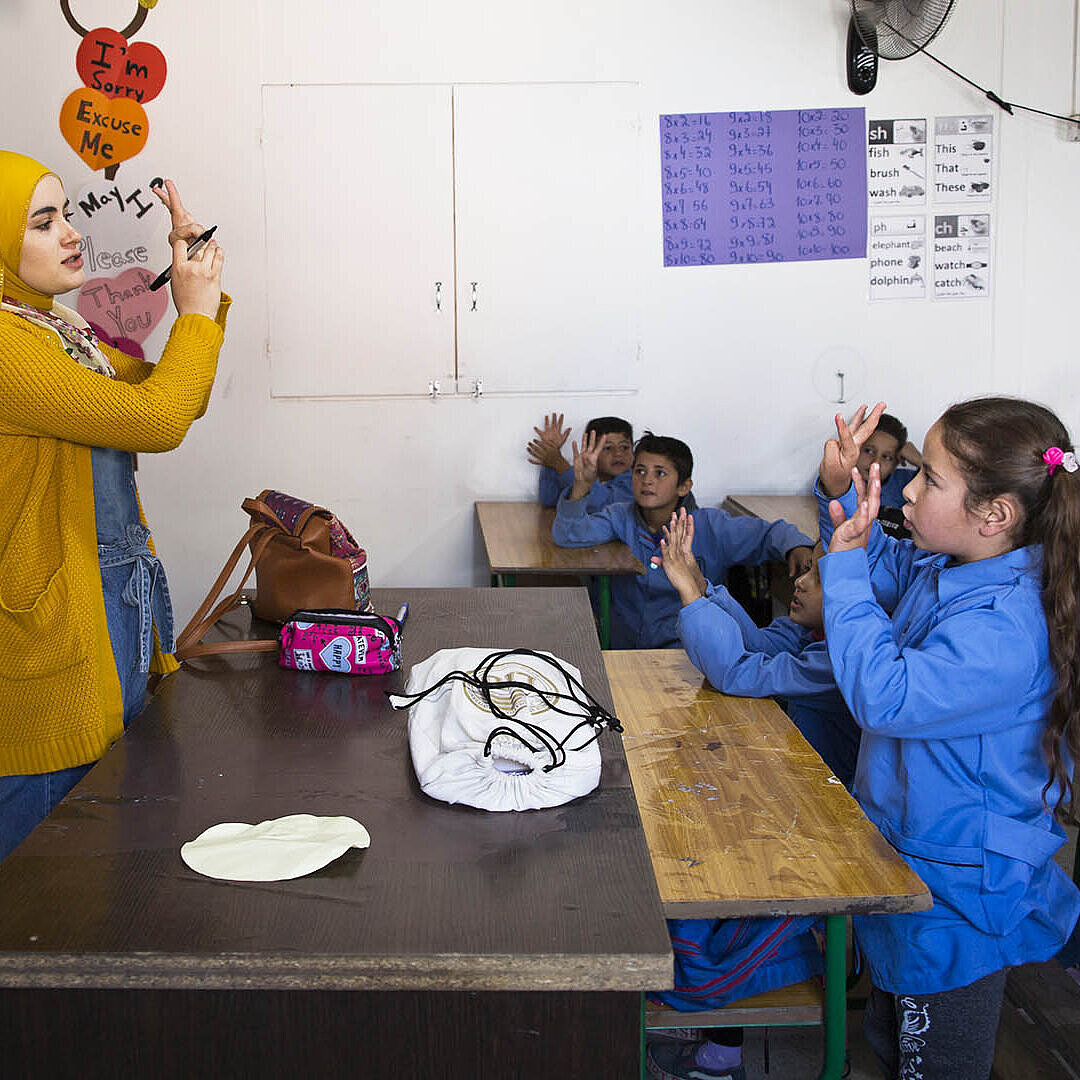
[278,609,402,675]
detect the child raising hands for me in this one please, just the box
[816,398,1080,1080]
[528,412,634,511]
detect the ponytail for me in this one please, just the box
[940,397,1080,822]
[1037,462,1080,822]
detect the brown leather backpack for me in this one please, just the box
[174,491,371,661]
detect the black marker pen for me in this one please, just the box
[149,225,218,292]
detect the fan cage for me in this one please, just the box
[851,0,959,60]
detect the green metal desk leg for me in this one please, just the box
[598,575,611,650]
[818,914,847,1080]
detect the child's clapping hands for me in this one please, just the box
[526,412,571,473]
[657,508,708,606]
[819,401,887,497]
[568,429,607,501]
[828,462,882,555]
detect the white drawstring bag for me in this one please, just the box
[388,647,620,812]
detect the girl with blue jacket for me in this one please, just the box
[818,398,1080,1080]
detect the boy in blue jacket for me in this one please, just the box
[661,520,860,789]
[857,411,921,540]
[527,412,635,512]
[553,431,813,649]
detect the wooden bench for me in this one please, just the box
[646,980,824,1030]
[604,649,931,1080]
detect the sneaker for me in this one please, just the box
[648,1027,703,1043]
[646,1040,746,1080]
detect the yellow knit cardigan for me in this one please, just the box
[0,297,230,775]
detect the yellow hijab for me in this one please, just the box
[0,150,58,310]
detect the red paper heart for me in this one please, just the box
[77,267,168,345]
[76,27,167,105]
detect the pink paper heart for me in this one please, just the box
[77,267,168,345]
[85,323,145,362]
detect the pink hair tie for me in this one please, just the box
[1043,446,1079,476]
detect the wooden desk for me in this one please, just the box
[476,501,644,649]
[604,650,930,1080]
[0,589,671,1079]
[722,493,820,544]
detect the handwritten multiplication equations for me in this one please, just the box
[660,107,867,267]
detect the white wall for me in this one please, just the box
[3,0,1077,622]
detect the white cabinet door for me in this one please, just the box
[262,84,455,397]
[452,82,642,395]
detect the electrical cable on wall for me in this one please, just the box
[850,0,1080,129]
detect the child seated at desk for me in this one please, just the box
[660,520,859,789]
[527,412,634,511]
[552,431,813,649]
[857,411,922,540]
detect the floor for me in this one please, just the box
[657,825,1079,1080]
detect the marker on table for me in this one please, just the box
[149,225,218,291]
[395,603,409,626]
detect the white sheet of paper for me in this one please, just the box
[180,814,370,881]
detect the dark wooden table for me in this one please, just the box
[0,588,671,1079]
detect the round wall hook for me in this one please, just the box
[60,0,149,40]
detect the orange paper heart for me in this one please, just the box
[60,89,149,172]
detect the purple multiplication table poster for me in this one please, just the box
[660,107,867,267]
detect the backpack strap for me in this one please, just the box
[174,522,281,662]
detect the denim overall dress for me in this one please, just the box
[91,446,175,726]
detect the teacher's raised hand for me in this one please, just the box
[153,179,223,319]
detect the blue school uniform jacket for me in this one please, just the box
[880,465,917,509]
[817,482,1080,995]
[552,499,812,649]
[538,466,633,511]
[678,585,860,788]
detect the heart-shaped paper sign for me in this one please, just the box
[60,89,149,172]
[87,324,145,362]
[76,27,167,105]
[77,267,168,345]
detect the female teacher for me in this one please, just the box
[0,150,228,860]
